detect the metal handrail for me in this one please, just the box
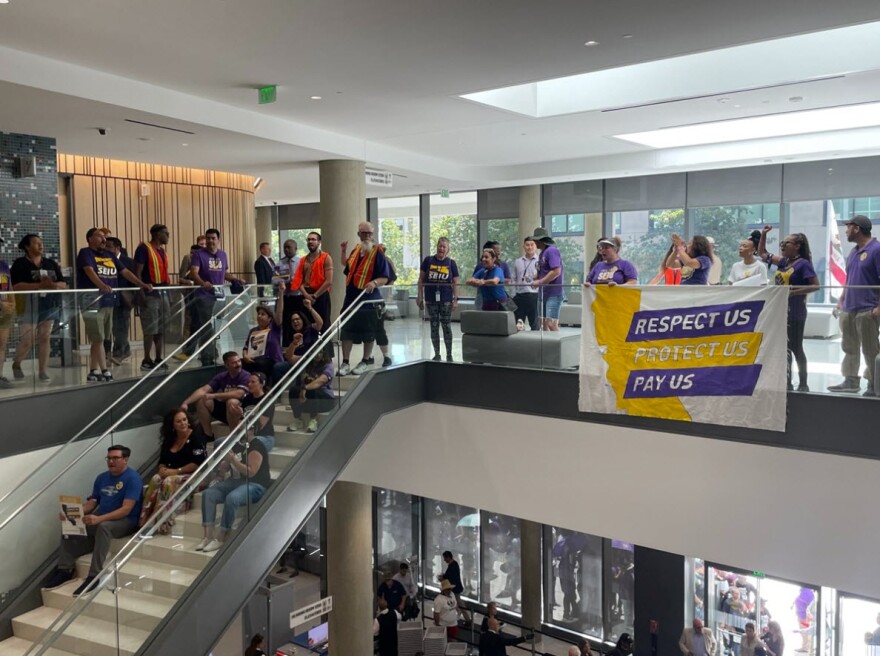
[24,290,375,656]
[0,285,261,531]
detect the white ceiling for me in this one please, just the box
[1,0,880,204]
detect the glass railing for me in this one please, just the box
[22,292,392,656]
[0,284,264,616]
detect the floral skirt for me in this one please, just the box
[139,473,194,532]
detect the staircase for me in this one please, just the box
[0,375,357,656]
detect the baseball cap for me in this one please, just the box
[845,215,872,233]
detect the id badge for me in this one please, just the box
[434,289,440,303]
[213,286,226,300]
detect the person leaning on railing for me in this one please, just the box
[139,407,207,534]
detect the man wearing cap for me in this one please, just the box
[828,215,880,396]
[77,228,152,382]
[608,633,633,656]
[530,228,564,331]
[679,618,717,656]
[134,224,178,371]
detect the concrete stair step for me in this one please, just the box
[75,554,202,599]
[42,580,173,633]
[0,636,80,656]
[11,606,149,656]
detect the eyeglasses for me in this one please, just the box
[105,456,125,462]
[358,231,374,236]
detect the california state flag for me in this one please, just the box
[827,200,847,301]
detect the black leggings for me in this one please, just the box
[787,318,807,386]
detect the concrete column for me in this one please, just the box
[254,206,274,258]
[519,185,541,244]
[326,481,373,653]
[520,519,543,648]
[319,160,366,320]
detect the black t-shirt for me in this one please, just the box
[236,438,272,489]
[161,429,208,470]
[241,394,275,436]
[377,579,407,609]
[10,257,65,286]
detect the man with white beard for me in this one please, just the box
[337,222,390,375]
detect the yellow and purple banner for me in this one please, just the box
[578,286,789,431]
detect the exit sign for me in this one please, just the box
[258,85,277,105]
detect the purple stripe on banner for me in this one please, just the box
[625,301,765,342]
[623,365,763,398]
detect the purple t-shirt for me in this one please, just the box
[842,238,880,312]
[192,248,229,300]
[539,245,563,297]
[76,247,126,308]
[588,259,638,285]
[244,322,283,362]
[680,255,712,286]
[0,261,11,293]
[422,256,460,303]
[207,369,251,394]
[774,257,817,321]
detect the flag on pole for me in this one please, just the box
[826,200,847,301]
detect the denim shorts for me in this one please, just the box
[542,295,562,320]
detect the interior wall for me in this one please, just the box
[341,403,880,600]
[58,154,256,279]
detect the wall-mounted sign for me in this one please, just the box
[258,85,277,105]
[289,596,333,628]
[366,168,393,187]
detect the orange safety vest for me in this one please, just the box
[345,245,379,289]
[290,250,330,293]
[140,242,170,284]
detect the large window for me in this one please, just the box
[481,512,521,613]
[274,228,318,261]
[378,196,421,286]
[544,526,603,638]
[546,213,593,285]
[375,488,421,587]
[486,218,520,274]
[839,594,880,655]
[607,540,635,642]
[431,192,478,298]
[691,203,780,284]
[424,500,480,601]
[612,208,685,284]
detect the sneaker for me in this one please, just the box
[140,359,156,371]
[202,539,223,553]
[44,568,74,590]
[0,377,12,389]
[364,357,375,365]
[307,419,318,433]
[86,371,102,383]
[796,384,810,392]
[173,353,190,362]
[382,356,392,368]
[516,319,524,332]
[446,355,454,362]
[432,354,442,361]
[338,362,351,376]
[12,364,24,380]
[38,371,51,382]
[287,418,304,431]
[827,378,861,393]
[72,576,96,597]
[193,537,211,551]
[351,360,369,375]
[863,386,876,398]
[101,370,113,382]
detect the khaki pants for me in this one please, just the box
[839,310,880,383]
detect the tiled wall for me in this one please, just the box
[0,133,59,263]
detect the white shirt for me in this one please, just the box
[433,593,459,626]
[512,255,540,294]
[393,571,417,598]
[728,260,768,286]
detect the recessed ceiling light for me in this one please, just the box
[310,95,322,100]
[181,143,189,146]
[614,101,880,148]
[0,1,10,5]
[733,104,742,108]
[828,167,834,171]
[584,40,599,47]
[622,34,633,39]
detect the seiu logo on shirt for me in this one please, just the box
[428,264,450,281]
[595,266,619,282]
[207,258,224,271]
[95,256,118,277]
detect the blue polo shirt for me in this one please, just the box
[88,467,143,525]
